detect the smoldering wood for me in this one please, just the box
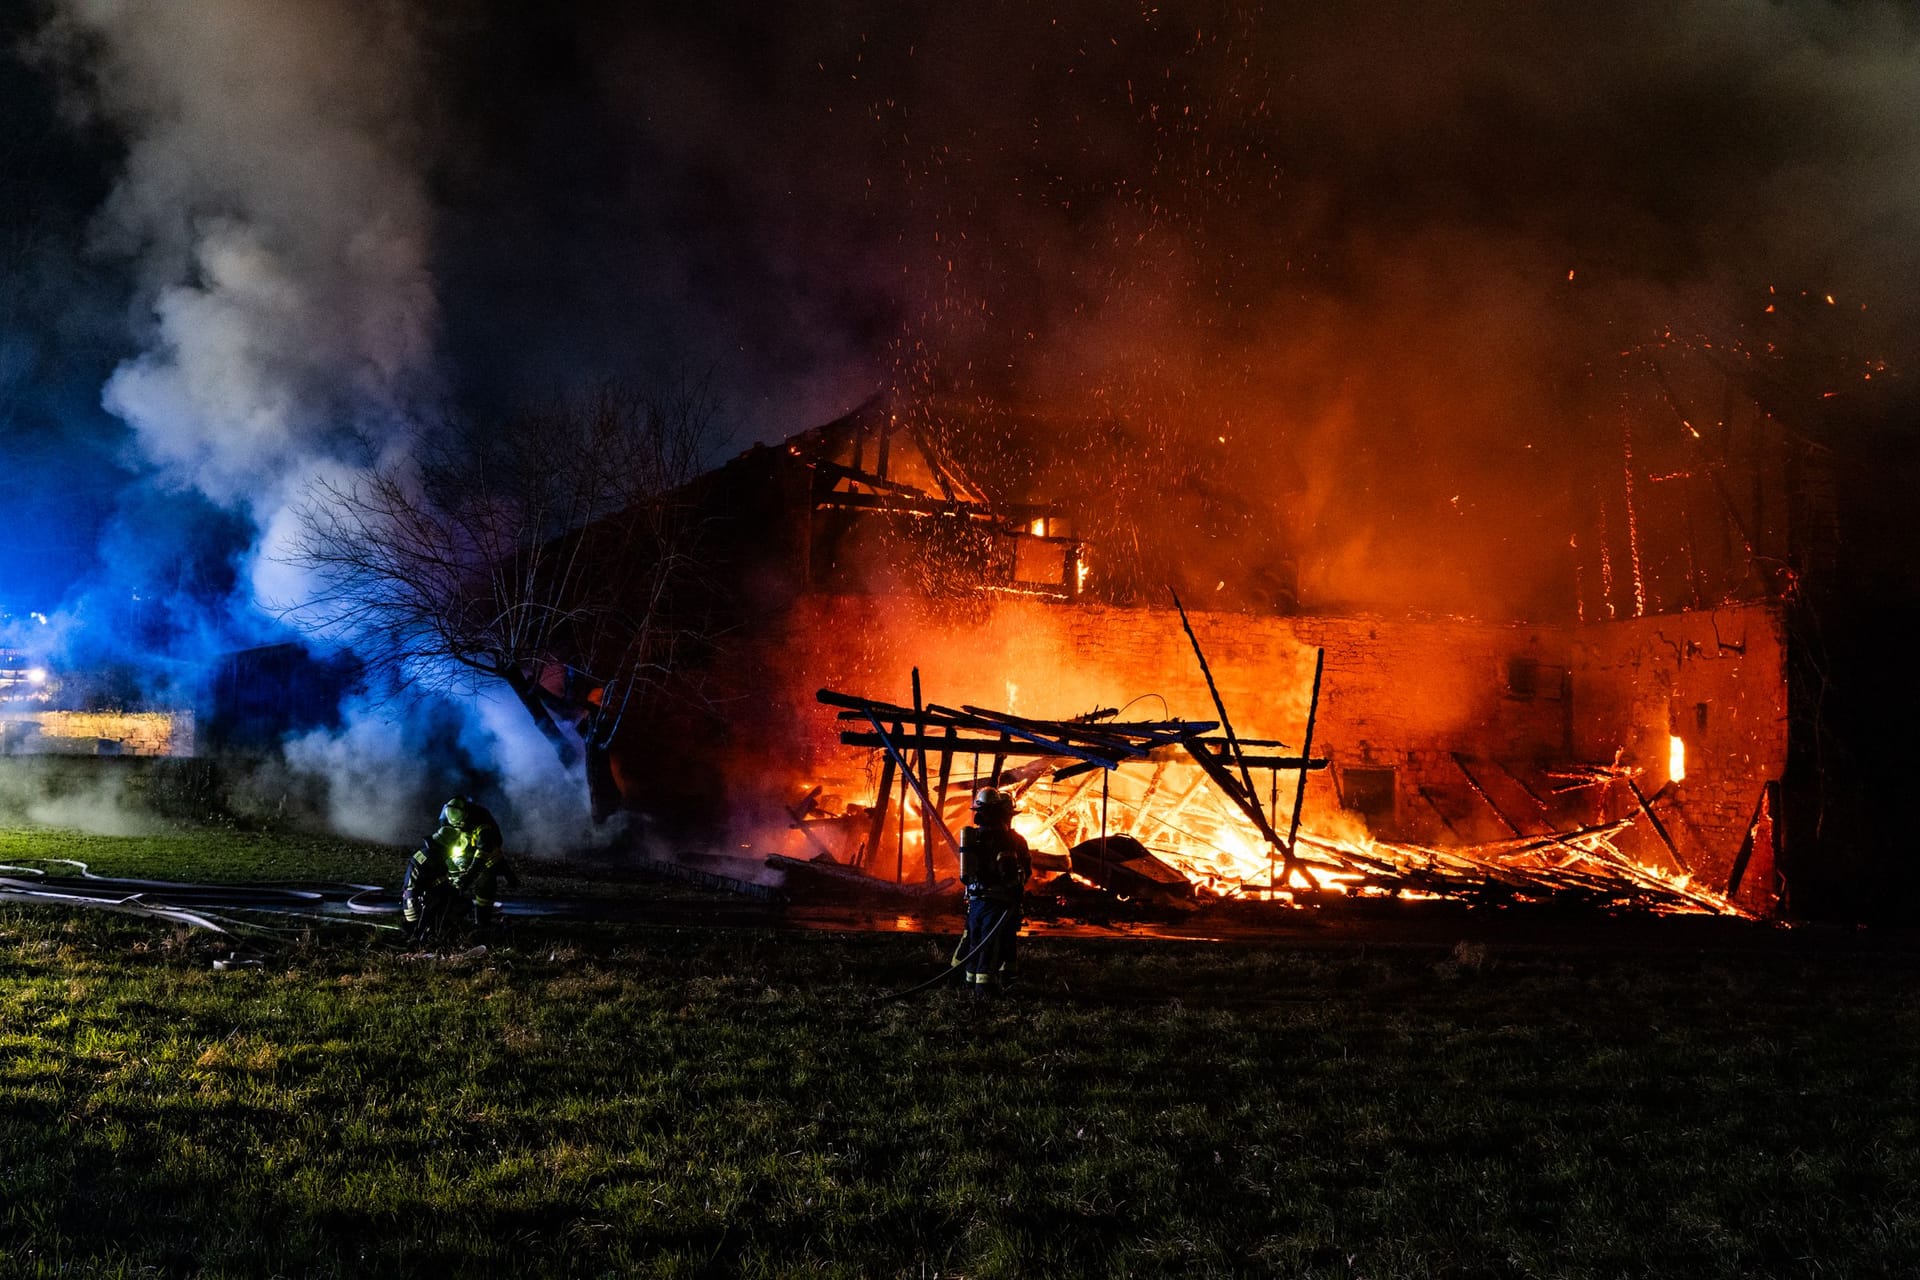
[861,712,964,862]
[1170,590,1265,825]
[764,853,951,899]
[1626,776,1691,874]
[1070,835,1195,901]
[913,668,934,883]
[633,855,788,903]
[1279,647,1326,888]
[1723,789,1766,900]
[785,785,843,862]
[864,735,897,873]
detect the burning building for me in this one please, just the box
[0,648,195,758]
[601,393,1804,918]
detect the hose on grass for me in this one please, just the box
[0,859,405,936]
[872,903,1014,1004]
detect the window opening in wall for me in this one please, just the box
[1505,657,1568,702]
[1506,657,1538,700]
[1338,766,1397,829]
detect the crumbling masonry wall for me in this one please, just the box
[1569,608,1787,911]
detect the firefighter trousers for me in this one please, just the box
[963,897,1020,988]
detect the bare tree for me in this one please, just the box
[285,380,720,818]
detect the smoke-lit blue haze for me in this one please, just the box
[3,0,1917,842]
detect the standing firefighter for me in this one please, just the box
[957,787,1030,996]
[401,795,519,936]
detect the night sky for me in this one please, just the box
[3,0,1917,638]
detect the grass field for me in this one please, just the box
[1,823,1917,1278]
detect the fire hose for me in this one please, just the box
[872,900,1017,1003]
[0,858,403,936]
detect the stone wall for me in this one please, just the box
[1568,607,1787,910]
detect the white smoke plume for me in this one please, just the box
[48,0,436,507]
[41,0,597,848]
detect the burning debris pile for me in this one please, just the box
[802,608,1745,918]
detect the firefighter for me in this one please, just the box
[957,786,1030,996]
[401,795,519,936]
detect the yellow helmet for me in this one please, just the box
[439,796,475,828]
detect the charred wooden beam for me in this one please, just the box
[1185,743,1330,770]
[1450,753,1526,839]
[935,725,956,823]
[862,713,963,861]
[1170,589,1264,819]
[809,456,925,498]
[932,708,1131,768]
[864,729,899,873]
[814,490,1010,520]
[912,668,930,882]
[1280,648,1327,888]
[1723,788,1764,901]
[839,731,1082,757]
[1625,776,1691,875]
[786,786,841,862]
[635,856,787,903]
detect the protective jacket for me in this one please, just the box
[959,822,1031,904]
[401,800,517,929]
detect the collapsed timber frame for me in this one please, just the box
[807,598,1746,915]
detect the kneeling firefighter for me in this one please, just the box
[401,795,519,934]
[956,787,1030,995]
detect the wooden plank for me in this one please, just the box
[936,709,1128,768]
[935,725,956,820]
[863,712,963,859]
[1133,773,1209,846]
[1451,753,1526,838]
[864,735,897,874]
[913,668,934,884]
[1178,741,1323,890]
[871,736,898,875]
[1280,649,1327,888]
[838,731,1079,758]
[1127,761,1169,837]
[1170,590,1265,823]
[1625,776,1691,874]
[1187,746,1331,770]
[818,687,922,721]
[1051,760,1106,783]
[786,786,841,861]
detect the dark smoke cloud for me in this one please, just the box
[422,1,1920,616]
[6,1,1917,834]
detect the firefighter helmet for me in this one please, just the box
[971,786,1011,817]
[439,795,476,828]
